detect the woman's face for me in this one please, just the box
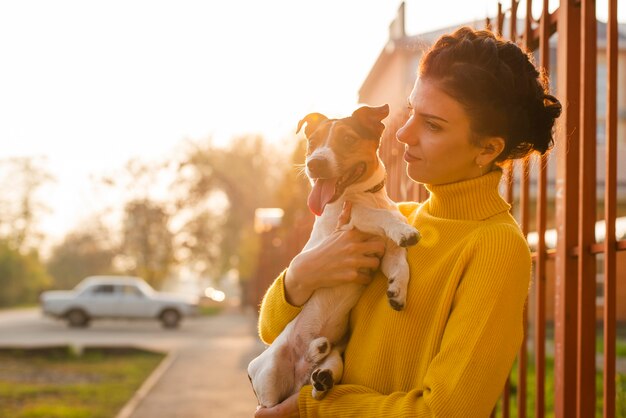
[396,78,484,185]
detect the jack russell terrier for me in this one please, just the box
[248,104,420,409]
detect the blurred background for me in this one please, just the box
[0,0,519,305]
[2,1,626,417]
[1,0,625,307]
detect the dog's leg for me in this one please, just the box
[350,205,420,248]
[248,341,296,408]
[380,241,411,311]
[310,347,344,400]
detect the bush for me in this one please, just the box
[0,241,51,307]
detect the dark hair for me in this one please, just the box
[419,26,562,161]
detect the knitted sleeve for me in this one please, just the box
[257,269,303,344]
[297,223,531,417]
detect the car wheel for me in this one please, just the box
[160,309,181,329]
[66,309,90,328]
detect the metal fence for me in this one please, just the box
[379,1,624,417]
[496,1,622,417]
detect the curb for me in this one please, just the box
[115,349,179,418]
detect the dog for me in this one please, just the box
[248,104,420,409]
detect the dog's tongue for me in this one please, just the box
[308,178,337,216]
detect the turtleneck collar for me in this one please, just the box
[423,169,511,221]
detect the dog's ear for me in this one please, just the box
[296,113,328,138]
[351,104,390,139]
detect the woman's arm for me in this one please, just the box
[257,202,386,344]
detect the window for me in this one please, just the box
[92,284,115,295]
[123,285,143,297]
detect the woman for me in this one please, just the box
[255,26,562,417]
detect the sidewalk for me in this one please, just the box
[120,307,266,418]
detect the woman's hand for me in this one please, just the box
[254,393,299,418]
[284,201,386,306]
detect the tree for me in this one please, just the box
[119,199,174,289]
[0,157,53,253]
[46,222,116,290]
[175,135,287,281]
[0,157,53,306]
[0,241,51,307]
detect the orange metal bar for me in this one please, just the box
[510,0,518,40]
[503,378,510,418]
[527,8,558,51]
[497,3,504,37]
[535,154,548,418]
[591,242,626,254]
[603,1,618,417]
[534,2,551,416]
[517,6,535,418]
[501,11,515,418]
[554,1,581,416]
[576,0,597,416]
[506,2,528,415]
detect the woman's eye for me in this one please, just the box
[425,121,441,132]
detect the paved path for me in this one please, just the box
[127,307,264,418]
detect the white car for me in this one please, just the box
[40,276,198,328]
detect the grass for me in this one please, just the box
[494,338,626,418]
[0,346,165,418]
[198,305,224,316]
[499,359,626,418]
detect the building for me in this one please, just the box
[358,4,626,321]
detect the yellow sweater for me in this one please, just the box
[257,170,531,417]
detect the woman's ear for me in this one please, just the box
[475,136,505,167]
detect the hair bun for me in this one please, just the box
[419,27,563,162]
[527,94,562,155]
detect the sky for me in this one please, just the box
[0,0,624,249]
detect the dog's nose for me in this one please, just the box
[306,158,328,174]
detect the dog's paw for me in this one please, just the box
[307,337,331,363]
[311,368,334,399]
[389,224,421,248]
[386,278,407,311]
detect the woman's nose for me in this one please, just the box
[396,119,415,145]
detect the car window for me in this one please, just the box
[91,284,116,296]
[122,285,143,297]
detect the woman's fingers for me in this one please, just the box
[361,254,382,269]
[254,393,299,418]
[362,239,386,259]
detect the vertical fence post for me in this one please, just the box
[603,1,618,417]
[554,1,581,417]
[534,2,551,417]
[576,0,597,416]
